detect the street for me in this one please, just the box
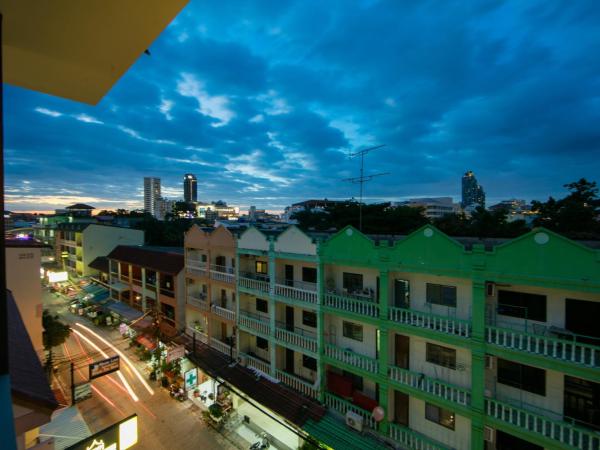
[44,288,239,450]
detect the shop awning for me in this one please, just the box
[105,301,143,322]
[304,414,389,450]
[130,317,154,332]
[136,335,157,351]
[109,282,128,292]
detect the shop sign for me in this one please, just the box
[74,382,92,403]
[89,355,120,380]
[66,414,138,450]
[166,345,185,363]
[48,271,69,283]
[184,368,198,391]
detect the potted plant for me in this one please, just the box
[161,376,169,388]
[208,403,223,422]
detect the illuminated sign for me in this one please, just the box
[66,414,138,450]
[89,355,120,380]
[184,368,198,391]
[48,271,69,283]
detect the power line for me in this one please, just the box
[343,144,389,231]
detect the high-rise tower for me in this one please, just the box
[183,173,197,203]
[143,177,161,217]
[461,170,485,208]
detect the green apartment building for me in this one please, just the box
[235,224,599,450]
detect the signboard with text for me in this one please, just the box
[184,368,198,391]
[166,345,185,363]
[66,414,138,450]
[74,382,92,403]
[89,355,120,380]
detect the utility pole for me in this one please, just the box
[343,144,389,231]
[70,362,75,406]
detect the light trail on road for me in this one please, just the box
[75,323,155,395]
[62,342,126,416]
[73,330,139,402]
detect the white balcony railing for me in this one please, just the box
[211,304,236,322]
[210,339,236,358]
[241,352,271,374]
[486,326,599,368]
[185,326,208,344]
[239,273,270,293]
[187,294,209,311]
[275,370,319,399]
[485,398,600,450]
[388,423,449,450]
[324,293,379,318]
[389,307,471,338]
[389,366,471,406]
[275,283,318,305]
[239,311,271,336]
[324,344,378,373]
[186,262,208,277]
[210,265,235,284]
[324,393,376,430]
[275,327,318,353]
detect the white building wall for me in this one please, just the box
[390,272,472,321]
[325,315,377,359]
[273,226,316,255]
[409,397,471,450]
[238,228,269,252]
[82,225,144,276]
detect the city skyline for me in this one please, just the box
[5,0,600,212]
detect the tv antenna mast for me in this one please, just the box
[343,144,389,231]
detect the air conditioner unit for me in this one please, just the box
[485,355,495,370]
[345,411,364,432]
[486,282,496,297]
[484,426,495,443]
[238,355,247,367]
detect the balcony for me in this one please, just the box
[186,261,208,278]
[241,352,271,374]
[187,294,209,311]
[239,272,270,294]
[185,326,208,344]
[389,307,471,338]
[324,344,378,373]
[486,326,599,368]
[210,338,236,358]
[324,292,379,318]
[324,392,376,430]
[275,324,318,354]
[239,310,271,336]
[275,370,319,399]
[210,264,235,284]
[211,304,236,322]
[485,398,600,450]
[389,366,471,406]
[274,280,317,305]
[388,423,449,450]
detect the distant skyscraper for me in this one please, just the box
[461,170,485,208]
[183,173,197,203]
[143,177,161,217]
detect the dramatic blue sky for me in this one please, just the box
[5,0,600,212]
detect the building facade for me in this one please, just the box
[183,173,197,203]
[232,224,599,450]
[184,225,237,357]
[107,246,185,338]
[55,223,144,277]
[396,197,461,219]
[143,177,161,217]
[462,171,486,208]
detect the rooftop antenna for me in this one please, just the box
[342,144,389,231]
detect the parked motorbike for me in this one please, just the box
[169,384,186,402]
[249,432,270,450]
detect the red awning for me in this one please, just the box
[136,335,157,351]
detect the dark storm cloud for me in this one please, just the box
[5,0,600,211]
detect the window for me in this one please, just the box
[256,336,268,350]
[302,310,317,328]
[426,343,456,369]
[425,403,455,430]
[342,370,363,391]
[256,298,268,313]
[201,254,207,262]
[497,290,546,322]
[343,272,363,292]
[256,261,268,274]
[426,283,457,307]
[302,355,317,371]
[497,358,546,395]
[302,267,317,283]
[343,321,363,342]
